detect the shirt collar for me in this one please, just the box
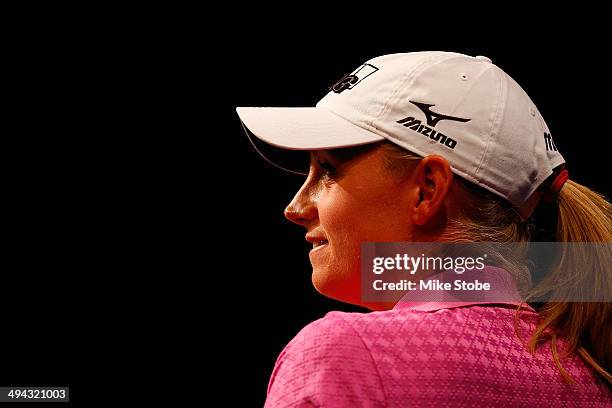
[392,265,535,313]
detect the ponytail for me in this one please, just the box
[527,180,612,384]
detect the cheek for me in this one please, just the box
[311,191,362,299]
[321,186,412,244]
[318,190,362,255]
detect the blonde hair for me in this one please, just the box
[381,141,612,384]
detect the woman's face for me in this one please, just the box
[284,144,420,308]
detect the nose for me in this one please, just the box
[284,185,317,227]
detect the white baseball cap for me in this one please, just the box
[236,51,565,219]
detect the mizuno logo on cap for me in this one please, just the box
[409,101,471,127]
[396,101,471,150]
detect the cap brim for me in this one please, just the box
[236,107,385,150]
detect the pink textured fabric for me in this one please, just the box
[265,267,611,407]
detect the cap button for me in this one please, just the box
[475,55,492,63]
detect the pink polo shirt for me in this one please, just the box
[264,267,611,407]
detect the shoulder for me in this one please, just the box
[284,312,367,350]
[269,312,377,381]
[265,312,387,407]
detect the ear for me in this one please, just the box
[411,155,453,226]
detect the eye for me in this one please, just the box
[317,158,337,177]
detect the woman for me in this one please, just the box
[237,52,611,407]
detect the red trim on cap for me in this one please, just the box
[543,169,569,202]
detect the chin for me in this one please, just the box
[311,267,361,306]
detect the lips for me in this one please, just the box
[306,233,329,249]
